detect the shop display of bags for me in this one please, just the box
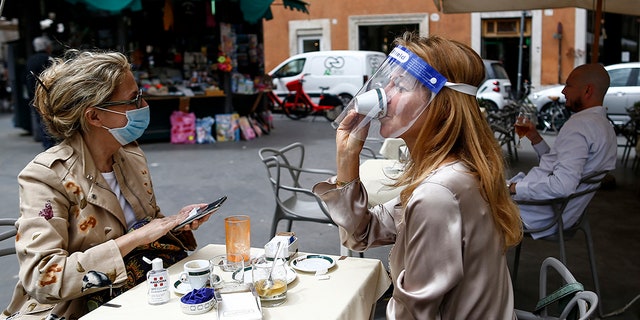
[215,113,240,142]
[196,116,215,144]
[170,111,196,144]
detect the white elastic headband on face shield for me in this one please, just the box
[333,45,478,141]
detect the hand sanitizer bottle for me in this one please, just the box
[143,256,170,305]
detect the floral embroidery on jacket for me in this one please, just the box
[64,179,87,209]
[40,264,63,286]
[39,201,54,220]
[79,216,97,232]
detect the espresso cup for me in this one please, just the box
[179,259,211,290]
[354,88,387,119]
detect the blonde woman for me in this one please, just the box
[3,50,211,319]
[314,33,522,319]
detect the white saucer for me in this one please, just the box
[290,255,336,273]
[172,275,220,295]
[173,280,193,295]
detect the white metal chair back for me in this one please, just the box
[515,257,599,320]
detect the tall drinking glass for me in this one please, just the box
[225,215,251,262]
[514,112,532,148]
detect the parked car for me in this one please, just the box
[527,62,640,126]
[476,59,513,112]
[604,62,640,125]
[268,50,386,106]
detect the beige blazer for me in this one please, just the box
[2,134,195,319]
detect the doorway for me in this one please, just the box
[483,37,531,91]
[481,17,531,96]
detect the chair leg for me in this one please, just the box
[512,241,523,286]
[581,221,604,317]
[270,217,279,238]
[270,209,284,238]
[558,232,567,265]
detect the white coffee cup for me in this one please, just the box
[179,259,211,290]
[354,88,387,119]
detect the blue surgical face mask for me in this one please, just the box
[98,106,150,145]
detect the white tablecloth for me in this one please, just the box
[359,159,405,206]
[80,244,391,320]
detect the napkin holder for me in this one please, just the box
[215,284,262,320]
[264,233,298,260]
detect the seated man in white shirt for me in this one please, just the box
[508,63,617,239]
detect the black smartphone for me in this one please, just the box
[173,195,227,231]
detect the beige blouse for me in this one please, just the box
[314,162,515,319]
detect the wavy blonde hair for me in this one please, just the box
[33,49,131,140]
[394,33,522,249]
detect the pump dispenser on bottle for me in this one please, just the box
[143,256,171,305]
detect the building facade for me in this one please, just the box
[263,0,639,91]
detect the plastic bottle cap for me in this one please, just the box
[151,258,163,271]
[143,256,164,271]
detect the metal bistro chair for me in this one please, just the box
[259,142,364,257]
[513,170,609,316]
[0,218,18,257]
[486,102,519,161]
[258,142,339,238]
[515,257,599,320]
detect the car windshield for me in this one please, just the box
[489,62,510,80]
[273,58,306,78]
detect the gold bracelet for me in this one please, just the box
[336,180,350,187]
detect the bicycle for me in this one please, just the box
[268,73,345,121]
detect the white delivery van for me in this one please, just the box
[268,50,386,105]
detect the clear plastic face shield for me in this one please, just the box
[333,45,478,141]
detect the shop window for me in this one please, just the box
[483,18,531,38]
[358,24,419,53]
[299,36,321,53]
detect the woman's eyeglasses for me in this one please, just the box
[96,89,144,109]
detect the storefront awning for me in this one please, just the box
[65,0,143,13]
[240,0,309,24]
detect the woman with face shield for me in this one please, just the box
[313,33,522,319]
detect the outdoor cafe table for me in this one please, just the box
[359,159,405,206]
[80,244,391,320]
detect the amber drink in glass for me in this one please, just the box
[514,112,532,148]
[224,215,251,262]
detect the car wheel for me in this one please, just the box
[323,102,344,122]
[538,102,570,132]
[338,93,353,106]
